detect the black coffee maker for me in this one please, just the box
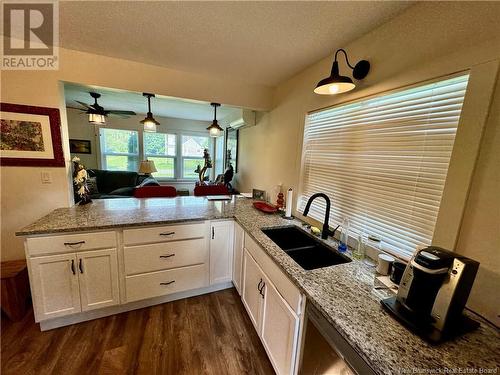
[381,246,480,343]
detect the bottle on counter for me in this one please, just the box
[338,217,350,253]
[352,233,365,260]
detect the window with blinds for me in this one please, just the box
[298,74,469,259]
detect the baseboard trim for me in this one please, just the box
[39,282,234,331]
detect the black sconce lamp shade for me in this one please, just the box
[314,49,370,95]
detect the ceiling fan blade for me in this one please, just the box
[108,110,137,116]
[67,106,86,111]
[74,100,93,110]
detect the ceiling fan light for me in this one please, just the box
[88,113,106,124]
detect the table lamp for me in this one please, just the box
[138,160,157,176]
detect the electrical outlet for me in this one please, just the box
[41,171,52,184]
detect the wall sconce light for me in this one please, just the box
[314,49,370,95]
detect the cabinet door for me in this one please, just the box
[242,250,265,332]
[210,221,234,285]
[76,249,120,311]
[261,281,300,375]
[232,222,244,295]
[29,253,81,321]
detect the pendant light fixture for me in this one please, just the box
[140,93,160,133]
[207,102,223,137]
[314,49,370,95]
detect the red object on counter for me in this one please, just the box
[253,201,278,213]
[194,185,229,196]
[134,186,177,198]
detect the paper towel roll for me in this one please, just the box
[285,188,293,217]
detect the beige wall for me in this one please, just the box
[456,76,500,326]
[1,47,273,262]
[238,2,500,323]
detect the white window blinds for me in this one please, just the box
[299,74,469,258]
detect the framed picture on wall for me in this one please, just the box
[0,103,65,167]
[69,139,91,154]
[225,127,239,173]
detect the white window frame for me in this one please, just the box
[143,132,177,180]
[99,128,140,172]
[98,128,214,181]
[179,132,214,180]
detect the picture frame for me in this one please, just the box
[69,139,91,154]
[224,127,239,173]
[0,103,65,167]
[252,188,266,201]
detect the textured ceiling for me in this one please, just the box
[64,83,242,121]
[60,1,413,87]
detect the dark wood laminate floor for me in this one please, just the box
[1,288,274,375]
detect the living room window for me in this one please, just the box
[98,129,212,180]
[143,132,176,178]
[99,128,139,172]
[181,135,210,179]
[299,74,470,259]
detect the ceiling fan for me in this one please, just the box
[68,92,137,125]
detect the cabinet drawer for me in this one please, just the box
[124,238,208,275]
[125,264,208,302]
[123,222,207,245]
[27,231,116,256]
[245,235,302,314]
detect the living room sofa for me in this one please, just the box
[85,169,158,199]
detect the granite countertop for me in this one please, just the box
[17,196,500,374]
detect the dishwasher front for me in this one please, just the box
[298,303,377,375]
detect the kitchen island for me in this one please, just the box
[17,196,500,375]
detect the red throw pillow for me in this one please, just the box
[134,186,177,198]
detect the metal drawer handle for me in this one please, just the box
[259,282,266,299]
[159,254,175,259]
[257,278,263,291]
[64,241,85,247]
[160,280,175,286]
[78,258,84,274]
[70,259,76,275]
[159,231,175,236]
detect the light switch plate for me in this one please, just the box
[41,171,52,184]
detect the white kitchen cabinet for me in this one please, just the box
[232,222,244,295]
[210,220,234,285]
[76,249,120,311]
[29,253,81,321]
[261,280,300,375]
[240,231,305,375]
[242,249,266,331]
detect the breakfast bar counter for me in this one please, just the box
[17,196,500,375]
